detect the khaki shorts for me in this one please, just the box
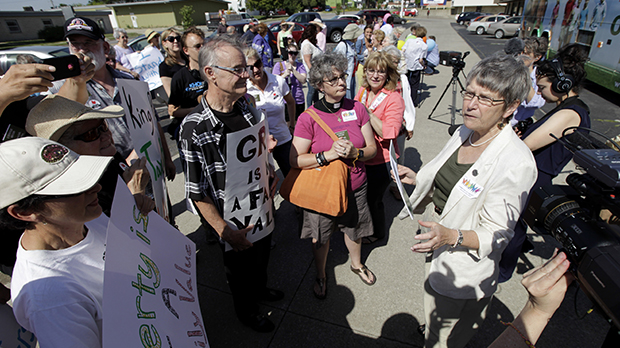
[300,182,373,246]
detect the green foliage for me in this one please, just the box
[180,5,195,29]
[37,26,65,42]
[283,0,303,14]
[336,3,342,15]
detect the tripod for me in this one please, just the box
[427,53,469,126]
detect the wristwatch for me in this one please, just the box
[357,149,364,160]
[452,229,463,248]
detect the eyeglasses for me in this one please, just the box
[461,91,506,107]
[73,122,109,142]
[119,35,128,39]
[288,51,299,55]
[165,36,181,43]
[323,73,348,85]
[366,69,386,77]
[191,43,203,49]
[248,60,263,70]
[213,65,250,77]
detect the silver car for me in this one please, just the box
[466,15,508,35]
[0,46,70,73]
[489,16,522,39]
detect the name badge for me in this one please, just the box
[254,94,261,102]
[456,175,484,199]
[341,110,357,122]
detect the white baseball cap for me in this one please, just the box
[0,137,112,209]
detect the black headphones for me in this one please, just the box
[548,58,575,94]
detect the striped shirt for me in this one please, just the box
[178,96,256,213]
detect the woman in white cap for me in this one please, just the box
[0,137,112,348]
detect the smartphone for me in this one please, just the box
[42,55,81,81]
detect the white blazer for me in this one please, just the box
[400,125,537,299]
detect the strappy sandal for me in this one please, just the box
[313,277,327,300]
[350,265,376,286]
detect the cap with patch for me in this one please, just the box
[0,137,112,209]
[64,17,105,40]
[26,95,124,142]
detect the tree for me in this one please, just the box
[180,5,194,29]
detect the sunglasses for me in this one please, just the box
[73,122,109,142]
[249,60,263,70]
[288,51,299,55]
[166,36,181,43]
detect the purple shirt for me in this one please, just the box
[294,99,370,191]
[272,61,306,104]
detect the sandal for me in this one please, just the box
[313,277,327,300]
[350,265,376,286]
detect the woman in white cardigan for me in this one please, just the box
[396,55,538,348]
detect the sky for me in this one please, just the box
[2,0,92,12]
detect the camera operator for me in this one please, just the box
[499,44,591,283]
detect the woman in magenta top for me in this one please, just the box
[290,53,377,300]
[356,51,405,244]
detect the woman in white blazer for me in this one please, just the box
[396,55,538,348]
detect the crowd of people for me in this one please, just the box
[0,12,594,348]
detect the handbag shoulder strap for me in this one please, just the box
[305,108,339,142]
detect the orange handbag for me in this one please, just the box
[280,109,350,217]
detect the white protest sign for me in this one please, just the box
[103,178,209,348]
[118,79,170,222]
[390,140,414,220]
[0,304,37,348]
[223,119,274,251]
[126,46,164,91]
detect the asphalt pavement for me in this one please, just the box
[152,16,613,348]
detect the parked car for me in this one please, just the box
[0,46,70,73]
[466,15,508,35]
[356,9,392,19]
[335,14,360,21]
[285,12,354,43]
[269,9,287,16]
[455,12,485,25]
[393,9,418,17]
[269,22,306,45]
[488,16,521,39]
[325,5,332,12]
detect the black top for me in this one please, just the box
[314,97,345,113]
[0,95,45,143]
[212,105,248,133]
[98,152,127,217]
[159,61,184,79]
[168,67,206,109]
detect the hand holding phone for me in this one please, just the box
[42,55,81,81]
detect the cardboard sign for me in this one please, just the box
[102,178,209,348]
[117,79,170,222]
[390,140,414,220]
[0,304,37,348]
[222,119,275,251]
[126,46,164,91]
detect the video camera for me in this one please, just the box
[439,50,469,69]
[523,129,620,331]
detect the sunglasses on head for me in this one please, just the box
[73,122,109,142]
[166,36,181,43]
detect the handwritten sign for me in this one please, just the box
[390,140,414,220]
[102,178,209,348]
[222,119,274,251]
[118,79,170,222]
[0,304,37,348]
[126,46,164,91]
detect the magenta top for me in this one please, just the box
[294,99,370,191]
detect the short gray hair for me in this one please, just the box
[308,53,348,89]
[466,54,530,109]
[113,28,127,40]
[199,35,246,81]
[382,45,401,61]
[243,47,260,63]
